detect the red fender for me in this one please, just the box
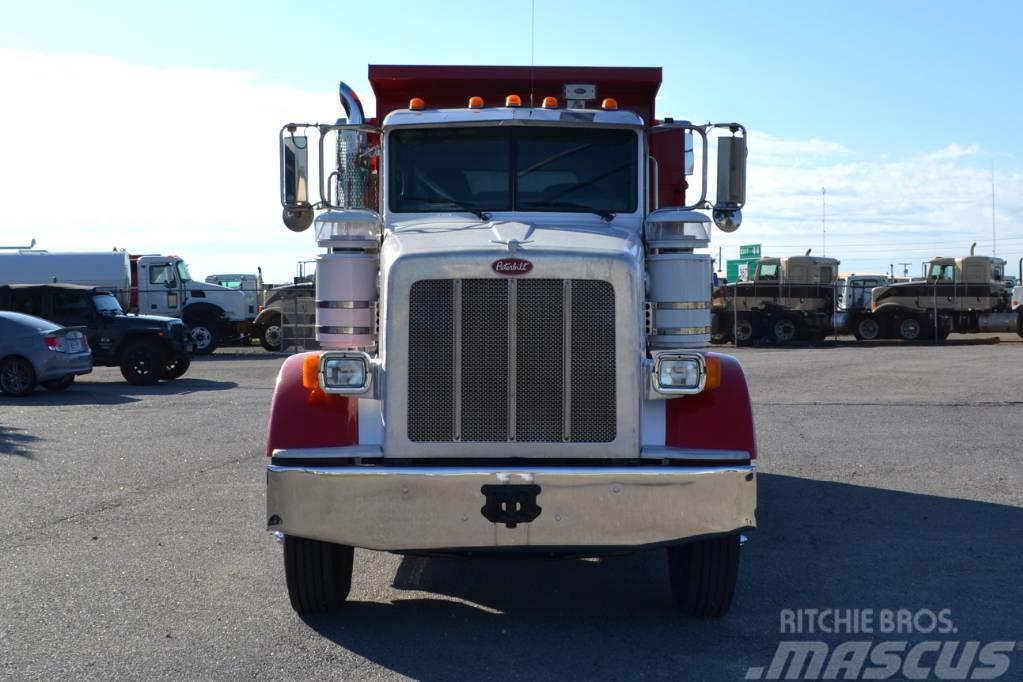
[265,353,359,456]
[665,353,757,459]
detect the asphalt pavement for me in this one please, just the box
[1,338,1021,680]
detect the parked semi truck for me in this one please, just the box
[265,65,757,616]
[0,250,250,354]
[860,252,1023,341]
[711,255,840,343]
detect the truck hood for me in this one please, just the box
[383,217,643,263]
[118,313,181,327]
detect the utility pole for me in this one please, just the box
[991,162,997,257]
[821,187,827,257]
[890,263,894,278]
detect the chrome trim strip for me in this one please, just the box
[655,301,710,310]
[267,463,756,550]
[452,280,463,442]
[319,325,373,335]
[562,279,572,443]
[654,326,711,336]
[317,300,372,309]
[640,446,751,461]
[507,279,517,442]
[271,444,384,458]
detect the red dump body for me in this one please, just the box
[367,65,686,209]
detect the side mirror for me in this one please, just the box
[280,130,313,232]
[713,135,746,233]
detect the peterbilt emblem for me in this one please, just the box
[492,258,533,275]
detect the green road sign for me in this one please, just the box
[739,244,762,259]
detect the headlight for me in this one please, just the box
[319,351,372,394]
[652,353,720,395]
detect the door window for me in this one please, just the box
[52,290,93,322]
[149,264,176,285]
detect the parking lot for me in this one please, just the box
[2,340,1022,680]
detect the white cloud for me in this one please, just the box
[712,133,1023,275]
[0,49,341,283]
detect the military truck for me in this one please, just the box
[866,253,1022,341]
[711,255,840,343]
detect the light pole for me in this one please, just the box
[821,187,827,257]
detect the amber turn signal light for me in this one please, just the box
[704,355,722,390]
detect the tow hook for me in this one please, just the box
[480,484,542,528]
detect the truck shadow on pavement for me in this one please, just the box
[300,473,1023,681]
[0,379,238,406]
[0,425,39,458]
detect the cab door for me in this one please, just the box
[137,257,180,316]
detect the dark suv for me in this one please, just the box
[0,284,191,385]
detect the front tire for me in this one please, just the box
[163,354,191,380]
[119,341,167,385]
[735,314,758,344]
[855,316,882,341]
[667,533,741,617]
[0,357,37,396]
[898,317,923,342]
[187,318,219,356]
[41,375,75,392]
[260,316,283,352]
[283,535,354,614]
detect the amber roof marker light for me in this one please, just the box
[468,96,484,109]
[505,94,522,107]
[541,96,559,109]
[408,97,425,110]
[601,97,619,110]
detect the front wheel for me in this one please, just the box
[41,375,75,392]
[119,342,167,385]
[283,535,354,614]
[667,533,741,617]
[163,354,191,380]
[855,316,882,341]
[260,317,283,352]
[0,357,37,396]
[735,315,757,344]
[187,318,219,356]
[898,317,923,342]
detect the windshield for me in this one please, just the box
[929,263,955,281]
[388,127,638,216]
[176,261,192,282]
[92,293,124,315]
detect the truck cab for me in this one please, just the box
[869,253,1021,341]
[132,255,251,354]
[712,255,840,343]
[265,65,756,617]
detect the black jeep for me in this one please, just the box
[0,284,192,385]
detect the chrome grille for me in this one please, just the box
[407,280,455,441]
[407,278,616,444]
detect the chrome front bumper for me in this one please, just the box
[266,463,756,551]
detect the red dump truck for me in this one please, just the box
[265,65,757,617]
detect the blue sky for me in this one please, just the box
[1,1,1021,280]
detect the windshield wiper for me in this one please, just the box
[402,196,491,221]
[521,200,616,222]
